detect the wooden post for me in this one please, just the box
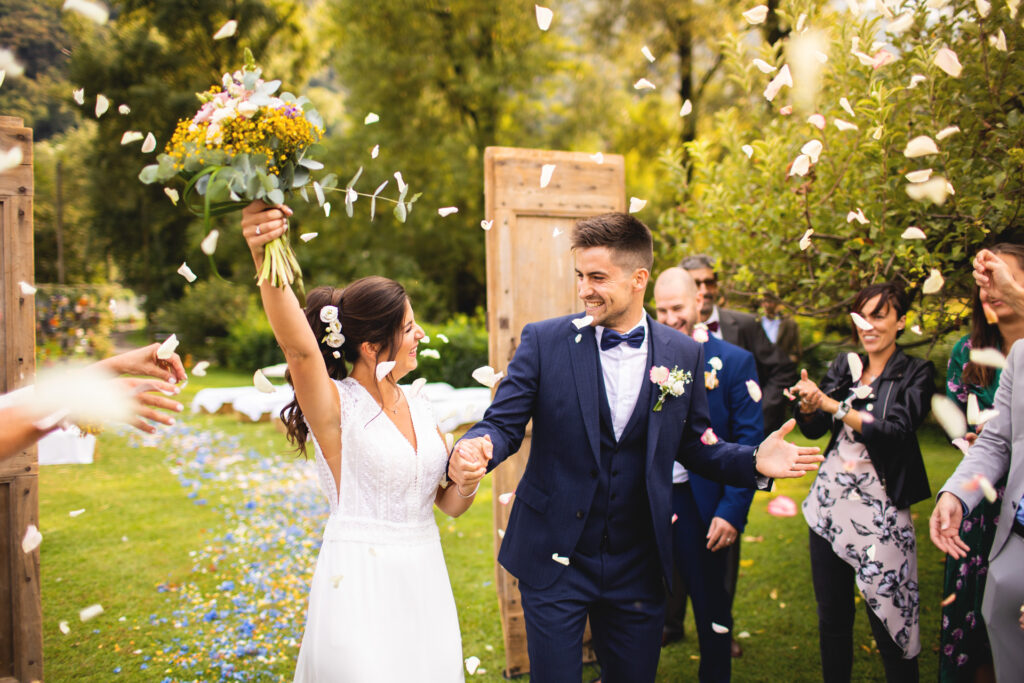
[0,115,42,681]
[483,147,625,677]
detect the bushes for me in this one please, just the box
[404,311,489,388]
[223,311,285,371]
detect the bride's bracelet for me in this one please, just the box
[456,481,480,498]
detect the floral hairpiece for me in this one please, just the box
[319,305,345,356]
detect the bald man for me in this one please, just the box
[654,268,763,680]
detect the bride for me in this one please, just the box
[240,201,486,682]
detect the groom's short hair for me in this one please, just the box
[571,212,653,273]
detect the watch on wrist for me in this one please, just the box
[833,398,851,421]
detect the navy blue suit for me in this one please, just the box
[462,313,762,682]
[669,335,762,682]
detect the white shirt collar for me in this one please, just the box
[706,306,721,327]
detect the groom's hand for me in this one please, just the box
[448,436,492,489]
[754,419,823,479]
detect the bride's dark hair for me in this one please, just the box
[281,276,409,455]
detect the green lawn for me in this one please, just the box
[38,370,961,681]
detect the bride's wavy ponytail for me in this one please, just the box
[281,277,409,455]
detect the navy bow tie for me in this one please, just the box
[706,321,720,333]
[600,327,646,351]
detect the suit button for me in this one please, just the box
[576,510,584,519]
[612,470,619,477]
[590,469,598,479]
[611,493,618,501]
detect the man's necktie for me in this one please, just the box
[600,327,646,351]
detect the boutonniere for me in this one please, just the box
[705,356,723,390]
[650,365,694,412]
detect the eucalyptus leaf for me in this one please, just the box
[346,166,363,190]
[139,164,161,184]
[394,201,407,223]
[298,158,324,170]
[267,188,285,205]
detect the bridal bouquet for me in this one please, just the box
[139,49,327,288]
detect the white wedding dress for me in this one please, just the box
[293,378,465,682]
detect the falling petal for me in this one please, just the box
[192,361,210,376]
[590,152,604,164]
[410,377,428,398]
[936,125,961,141]
[177,262,197,283]
[540,163,556,188]
[551,553,570,566]
[752,58,777,74]
[745,380,762,402]
[908,74,927,88]
[22,524,42,553]
[59,621,70,635]
[141,132,156,153]
[932,395,967,438]
[742,144,754,159]
[833,118,858,131]
[978,475,998,502]
[118,103,130,115]
[672,513,679,524]
[419,349,440,359]
[499,492,514,505]
[629,197,647,213]
[853,384,873,399]
[951,438,970,455]
[212,19,237,40]
[375,361,396,381]
[850,312,874,331]
[465,656,481,675]
[480,220,493,231]
[471,366,504,388]
[839,97,855,117]
[253,369,275,393]
[364,112,380,125]
[120,131,144,145]
[742,4,769,23]
[19,281,37,296]
[69,509,85,517]
[700,427,719,445]
[200,230,219,255]
[552,227,563,237]
[922,268,944,294]
[934,47,963,77]
[989,29,1008,51]
[711,622,730,634]
[976,0,992,16]
[848,353,863,382]
[535,5,553,30]
[779,105,793,115]
[888,12,914,33]
[788,154,811,177]
[799,229,814,251]
[634,78,656,90]
[79,604,104,622]
[901,227,927,240]
[904,135,939,158]
[679,99,693,117]
[62,0,109,24]
[324,202,331,217]
[371,144,380,159]
[905,169,933,183]
[164,187,179,205]
[763,64,792,101]
[497,528,505,538]
[157,334,179,360]
[767,495,798,517]
[95,94,109,117]
[575,333,582,343]
[911,324,923,335]
[300,232,318,242]
[846,208,869,224]
[641,45,656,62]
[807,113,825,130]
[941,593,957,607]
[73,87,85,105]
[969,347,1007,369]
[906,176,951,204]
[438,207,459,217]
[801,139,823,163]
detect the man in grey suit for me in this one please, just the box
[931,338,1024,682]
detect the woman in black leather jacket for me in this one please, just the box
[790,282,934,683]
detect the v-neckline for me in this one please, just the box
[348,378,419,455]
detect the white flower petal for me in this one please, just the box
[590,152,605,164]
[641,45,656,62]
[551,553,570,566]
[908,74,927,89]
[375,361,396,381]
[742,144,754,159]
[471,365,504,389]
[788,154,811,177]
[839,97,855,118]
[850,312,874,331]
[1010,0,1021,19]
[709,356,723,371]
[371,144,380,159]
[936,125,961,141]
[120,131,144,145]
[989,29,1008,51]
[438,207,459,217]
[712,622,730,634]
[62,0,109,24]
[59,621,70,635]
[192,360,210,376]
[69,508,85,518]
[888,12,914,34]
[253,369,276,393]
[552,227,563,237]
[807,113,825,130]
[848,352,864,382]
[932,395,967,438]
[177,262,197,283]
[79,604,104,622]
[141,132,156,153]
[679,99,693,117]
[95,94,109,118]
[799,228,814,251]
[364,112,380,125]
[934,47,963,78]
[763,64,792,101]
[480,220,493,231]
[540,163,556,188]
[978,475,998,502]
[22,524,42,553]
[19,281,37,296]
[901,227,926,240]
[853,384,873,399]
[833,118,858,131]
[164,187,179,205]
[742,4,769,24]
[419,349,440,359]
[911,324,923,335]
[410,377,428,398]
[73,87,85,105]
[629,197,647,213]
[118,103,130,115]
[976,0,992,17]
[465,656,481,675]
[575,333,582,343]
[903,135,939,158]
[905,169,933,183]
[212,19,237,40]
[300,232,318,242]
[801,139,823,164]
[745,380,762,402]
[970,347,1007,369]
[535,5,553,31]
[499,492,514,505]
[634,78,656,91]
[157,334,179,360]
[324,202,331,217]
[906,176,951,204]
[922,268,945,294]
[752,58,777,74]
[200,230,219,256]
[846,208,869,225]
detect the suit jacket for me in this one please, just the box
[940,339,1024,565]
[463,313,762,590]
[688,336,763,532]
[774,316,802,363]
[717,308,797,432]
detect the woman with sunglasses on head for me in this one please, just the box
[241,201,483,682]
[790,282,934,683]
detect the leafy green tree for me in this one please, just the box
[659,0,1024,338]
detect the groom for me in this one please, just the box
[449,213,821,682]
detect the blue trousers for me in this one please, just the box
[519,541,666,683]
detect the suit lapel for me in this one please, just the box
[645,316,669,470]
[569,320,601,465]
[718,309,739,346]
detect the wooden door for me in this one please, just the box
[483,146,625,677]
[0,116,42,681]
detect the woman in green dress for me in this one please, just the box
[939,243,1024,683]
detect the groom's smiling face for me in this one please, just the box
[574,246,647,332]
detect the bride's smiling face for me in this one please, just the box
[391,301,425,380]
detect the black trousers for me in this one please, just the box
[808,529,919,683]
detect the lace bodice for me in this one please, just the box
[305,378,449,541]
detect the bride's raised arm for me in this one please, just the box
[241,201,341,453]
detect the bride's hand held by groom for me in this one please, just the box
[448,435,492,496]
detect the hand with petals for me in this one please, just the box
[117,378,184,433]
[929,491,971,559]
[974,249,1024,317]
[706,517,739,552]
[448,435,492,495]
[97,343,187,385]
[754,419,823,479]
[790,369,824,413]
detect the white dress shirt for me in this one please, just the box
[706,306,723,340]
[595,316,649,441]
[761,316,781,344]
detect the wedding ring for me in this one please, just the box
[256,224,262,235]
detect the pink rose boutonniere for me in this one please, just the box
[650,365,694,412]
